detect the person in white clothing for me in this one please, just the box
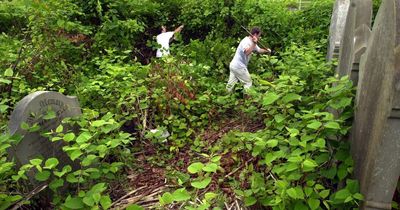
[156,25,184,58]
[226,27,271,92]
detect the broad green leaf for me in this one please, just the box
[64,197,84,209]
[211,156,221,162]
[282,93,301,103]
[308,198,320,210]
[287,188,298,199]
[187,162,204,174]
[295,187,305,199]
[202,163,218,173]
[353,193,363,200]
[44,158,59,169]
[126,204,145,210]
[337,164,348,180]
[92,120,106,127]
[21,122,30,130]
[4,68,13,77]
[288,156,303,163]
[83,196,94,206]
[100,195,112,209]
[56,125,63,133]
[303,159,318,172]
[43,110,56,120]
[266,139,278,147]
[70,150,82,161]
[76,132,91,144]
[63,133,76,142]
[172,188,191,201]
[191,177,212,189]
[265,153,277,166]
[319,189,330,198]
[244,196,257,206]
[274,114,285,123]
[204,192,218,200]
[324,122,340,129]
[263,92,280,105]
[307,121,322,130]
[335,189,351,200]
[30,158,42,166]
[35,170,51,181]
[159,192,173,205]
[49,178,64,191]
[0,78,11,84]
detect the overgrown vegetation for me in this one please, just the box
[0,0,364,209]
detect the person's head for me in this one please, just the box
[161,25,167,33]
[250,27,261,38]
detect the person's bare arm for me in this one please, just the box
[258,48,272,54]
[244,36,258,55]
[174,25,184,33]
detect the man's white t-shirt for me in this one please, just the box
[156,31,174,57]
[230,36,261,69]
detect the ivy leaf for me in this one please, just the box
[92,120,106,127]
[202,163,218,173]
[274,114,285,123]
[334,189,351,200]
[35,170,51,181]
[49,178,64,191]
[63,197,84,209]
[76,132,91,144]
[172,188,191,201]
[30,158,43,166]
[307,121,322,130]
[4,68,13,77]
[100,196,112,209]
[303,159,318,172]
[244,196,257,206]
[287,188,298,199]
[187,162,204,174]
[0,78,11,84]
[308,198,320,210]
[63,133,76,142]
[319,189,330,198]
[263,92,280,105]
[159,192,173,205]
[70,150,83,161]
[43,110,56,120]
[282,93,301,103]
[56,125,63,133]
[191,177,211,189]
[126,204,145,210]
[44,158,59,169]
[266,139,278,148]
[324,122,340,129]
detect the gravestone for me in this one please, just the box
[336,0,373,79]
[336,0,356,77]
[350,0,400,209]
[8,91,81,184]
[327,0,350,61]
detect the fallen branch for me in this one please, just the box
[11,183,48,210]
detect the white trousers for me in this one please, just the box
[226,66,252,92]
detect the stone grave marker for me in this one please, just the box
[8,91,81,185]
[327,0,350,61]
[350,0,400,208]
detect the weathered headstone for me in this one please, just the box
[327,0,351,61]
[8,91,81,184]
[336,0,373,79]
[350,1,400,209]
[336,0,356,77]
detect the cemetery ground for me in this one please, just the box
[1,0,399,209]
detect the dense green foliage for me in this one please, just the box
[0,0,365,209]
